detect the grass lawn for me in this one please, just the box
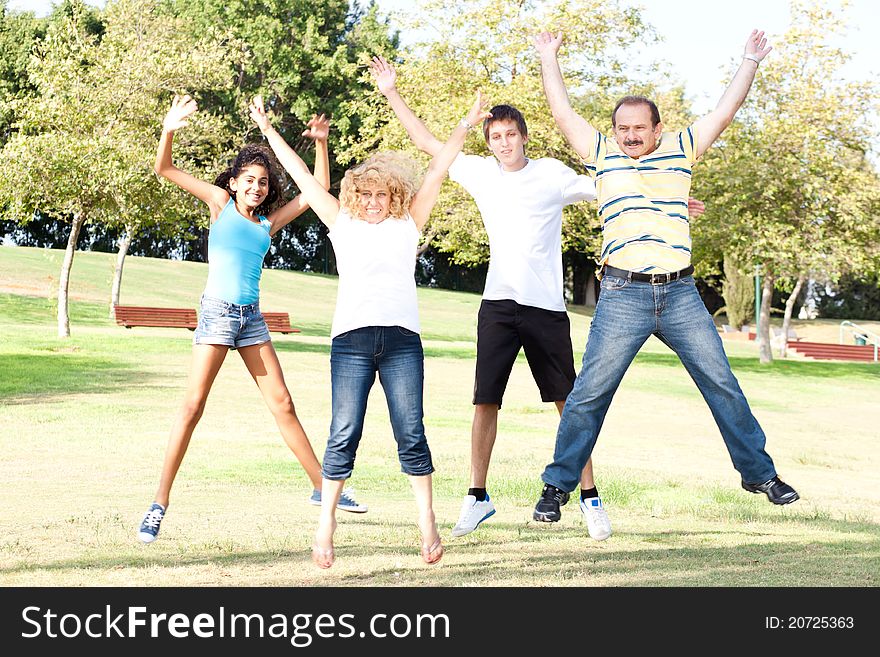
[1,245,879,586]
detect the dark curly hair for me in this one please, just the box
[213,144,282,216]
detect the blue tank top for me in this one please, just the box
[203,198,271,305]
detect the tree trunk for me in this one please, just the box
[57,212,85,338]
[110,225,134,319]
[758,273,775,364]
[779,274,805,358]
[416,227,436,257]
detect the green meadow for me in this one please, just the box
[1,245,878,586]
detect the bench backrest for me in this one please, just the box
[262,311,298,334]
[114,305,197,329]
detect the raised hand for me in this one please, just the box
[370,55,397,96]
[533,31,563,58]
[464,90,493,129]
[743,29,772,62]
[248,95,271,134]
[162,94,197,132]
[302,113,330,141]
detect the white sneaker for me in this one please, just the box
[580,497,612,541]
[451,494,496,537]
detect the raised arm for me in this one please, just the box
[154,95,228,219]
[266,113,332,236]
[693,30,771,158]
[533,32,598,162]
[370,56,444,157]
[409,92,492,230]
[249,96,340,228]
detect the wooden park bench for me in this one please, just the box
[262,311,300,334]
[113,305,197,330]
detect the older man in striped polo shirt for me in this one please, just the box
[531,29,799,525]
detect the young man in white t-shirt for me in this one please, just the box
[370,56,613,541]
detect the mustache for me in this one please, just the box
[623,140,643,146]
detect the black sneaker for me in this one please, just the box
[741,476,800,505]
[533,484,570,522]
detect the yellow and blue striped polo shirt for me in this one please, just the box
[583,125,698,273]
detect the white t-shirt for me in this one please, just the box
[327,210,420,338]
[448,154,596,312]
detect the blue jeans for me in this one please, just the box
[322,326,434,480]
[542,274,776,492]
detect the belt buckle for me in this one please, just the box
[650,272,671,285]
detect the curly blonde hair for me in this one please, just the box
[339,152,420,219]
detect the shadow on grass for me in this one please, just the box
[4,519,877,587]
[0,353,151,402]
[635,351,880,381]
[428,535,880,587]
[0,293,112,328]
[271,340,331,356]
[276,320,331,336]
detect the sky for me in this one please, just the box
[9,0,880,116]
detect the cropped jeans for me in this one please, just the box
[542,274,777,492]
[322,326,434,480]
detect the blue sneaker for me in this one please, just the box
[309,488,368,513]
[137,502,165,543]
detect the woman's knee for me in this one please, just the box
[179,396,208,422]
[266,390,296,418]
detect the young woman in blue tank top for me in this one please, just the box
[137,95,365,544]
[250,92,491,569]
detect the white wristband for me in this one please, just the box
[459,118,474,130]
[742,53,761,65]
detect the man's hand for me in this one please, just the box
[370,55,397,96]
[743,29,772,63]
[248,95,272,134]
[687,197,706,218]
[464,90,493,128]
[533,31,563,59]
[162,94,197,133]
[302,113,330,141]
[693,30,771,158]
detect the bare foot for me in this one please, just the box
[312,518,336,569]
[418,514,443,565]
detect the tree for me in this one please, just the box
[816,271,880,320]
[0,0,47,148]
[166,0,401,274]
[720,253,755,330]
[691,0,880,362]
[0,0,237,335]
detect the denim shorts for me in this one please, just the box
[193,294,270,349]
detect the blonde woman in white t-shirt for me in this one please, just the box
[249,94,490,568]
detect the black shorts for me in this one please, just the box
[473,299,576,407]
